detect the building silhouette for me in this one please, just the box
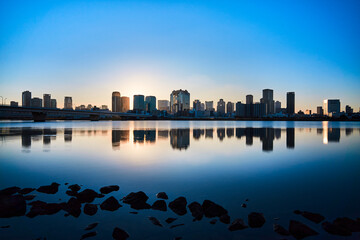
[345,105,353,115]
[275,101,281,113]
[133,95,145,112]
[317,106,323,115]
[286,92,295,115]
[246,95,254,117]
[261,89,274,115]
[323,99,340,116]
[120,97,130,112]
[193,99,201,111]
[158,100,170,112]
[145,96,156,112]
[170,89,190,113]
[43,94,51,108]
[217,99,226,116]
[112,92,121,112]
[51,99,57,108]
[30,97,42,108]
[226,102,234,115]
[22,91,31,107]
[286,128,295,148]
[10,101,18,107]
[235,101,245,117]
[205,101,214,111]
[64,97,72,109]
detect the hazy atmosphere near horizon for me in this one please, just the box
[1,0,360,111]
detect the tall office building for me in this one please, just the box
[245,94,254,117]
[22,90,31,107]
[275,101,281,113]
[246,95,253,104]
[261,89,274,115]
[30,97,42,108]
[170,89,190,113]
[64,97,73,109]
[217,99,226,116]
[145,96,156,112]
[235,102,245,117]
[43,94,51,108]
[193,99,201,111]
[158,100,170,112]
[345,105,353,115]
[286,92,295,115]
[226,102,234,114]
[112,91,121,112]
[200,103,205,111]
[51,99,57,108]
[120,96,130,112]
[205,101,214,111]
[133,95,145,112]
[317,106,323,115]
[323,99,340,115]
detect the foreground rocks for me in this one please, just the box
[122,191,150,210]
[169,197,187,216]
[37,183,60,194]
[322,217,360,236]
[76,189,104,203]
[149,216,163,227]
[112,227,129,240]
[84,203,98,216]
[156,192,168,199]
[100,185,119,194]
[202,200,227,218]
[151,200,167,211]
[289,220,318,240]
[294,210,325,224]
[228,218,248,231]
[100,196,121,211]
[0,194,26,218]
[273,223,290,236]
[248,212,266,228]
[188,202,203,221]
[85,222,98,231]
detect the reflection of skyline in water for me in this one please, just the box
[0,125,357,152]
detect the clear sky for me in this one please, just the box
[0,0,359,112]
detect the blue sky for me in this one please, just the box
[0,0,359,111]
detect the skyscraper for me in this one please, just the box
[145,96,156,112]
[226,101,234,115]
[64,97,72,109]
[30,97,42,108]
[275,101,281,113]
[286,92,295,115]
[133,95,145,112]
[158,100,170,112]
[246,95,253,104]
[112,91,121,112]
[193,99,201,111]
[317,106,323,115]
[261,89,274,115]
[22,90,31,107]
[217,99,226,116]
[205,101,214,111]
[323,99,340,116]
[245,95,254,117]
[235,102,245,117]
[170,89,190,113]
[43,94,51,108]
[120,96,130,112]
[51,99,57,108]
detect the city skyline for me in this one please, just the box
[0,1,359,112]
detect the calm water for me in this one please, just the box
[0,120,360,239]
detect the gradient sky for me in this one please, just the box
[0,0,359,112]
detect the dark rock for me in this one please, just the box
[84,204,98,216]
[228,218,248,231]
[100,185,119,194]
[273,223,290,236]
[65,183,68,185]
[85,222,99,231]
[76,189,104,203]
[248,212,266,228]
[166,217,177,224]
[241,203,247,208]
[289,220,318,240]
[65,190,77,196]
[210,219,217,224]
[68,184,81,192]
[0,194,26,218]
[81,231,97,239]
[18,188,35,195]
[62,197,81,217]
[37,183,60,194]
[112,227,129,240]
[170,224,184,229]
[174,237,182,240]
[0,225,10,228]
[219,214,230,224]
[24,194,36,201]
[296,210,325,224]
[245,198,249,201]
[0,187,20,196]
[122,191,150,210]
[100,196,121,211]
[149,216,163,227]
[27,201,64,218]
[188,202,203,221]
[202,200,227,218]
[322,221,351,236]
[156,192,168,199]
[333,217,360,232]
[169,197,187,216]
[294,210,302,215]
[129,211,138,214]
[152,200,167,211]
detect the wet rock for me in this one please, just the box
[241,203,247,208]
[248,212,266,228]
[202,200,227,218]
[151,200,167,211]
[65,190,77,197]
[24,194,36,201]
[0,194,26,218]
[37,183,60,194]
[100,196,121,211]
[333,217,360,232]
[81,231,97,239]
[156,192,168,199]
[100,185,119,194]
[68,184,81,192]
[18,188,35,195]
[149,216,163,227]
[27,201,64,218]
[228,218,248,231]
[85,222,99,231]
[129,211,138,214]
[122,191,150,210]
[294,210,302,215]
[188,202,203,221]
[289,220,318,240]
[0,187,20,196]
[210,219,217,224]
[76,189,104,203]
[169,197,187,216]
[170,224,185,229]
[63,197,81,217]
[112,227,129,240]
[84,204,98,216]
[174,237,182,240]
[1,225,10,228]
[295,210,325,224]
[273,223,290,236]
[322,221,351,236]
[166,217,177,224]
[219,214,230,224]
[65,183,68,185]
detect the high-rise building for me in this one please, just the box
[170,89,190,113]
[133,95,145,112]
[10,101,18,107]
[112,91,121,112]
[245,95,254,117]
[200,103,205,111]
[120,97,130,112]
[253,102,266,117]
[261,89,274,115]
[145,96,156,112]
[226,101,234,115]
[345,105,353,115]
[193,99,201,111]
[22,90,31,107]
[217,99,226,116]
[205,101,214,111]
[275,101,281,113]
[286,92,295,115]
[51,99,57,108]
[323,99,340,116]
[235,102,245,117]
[317,106,323,115]
[158,100,170,112]
[43,94,51,108]
[246,95,253,104]
[305,109,312,115]
[30,97,42,108]
[64,97,73,109]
